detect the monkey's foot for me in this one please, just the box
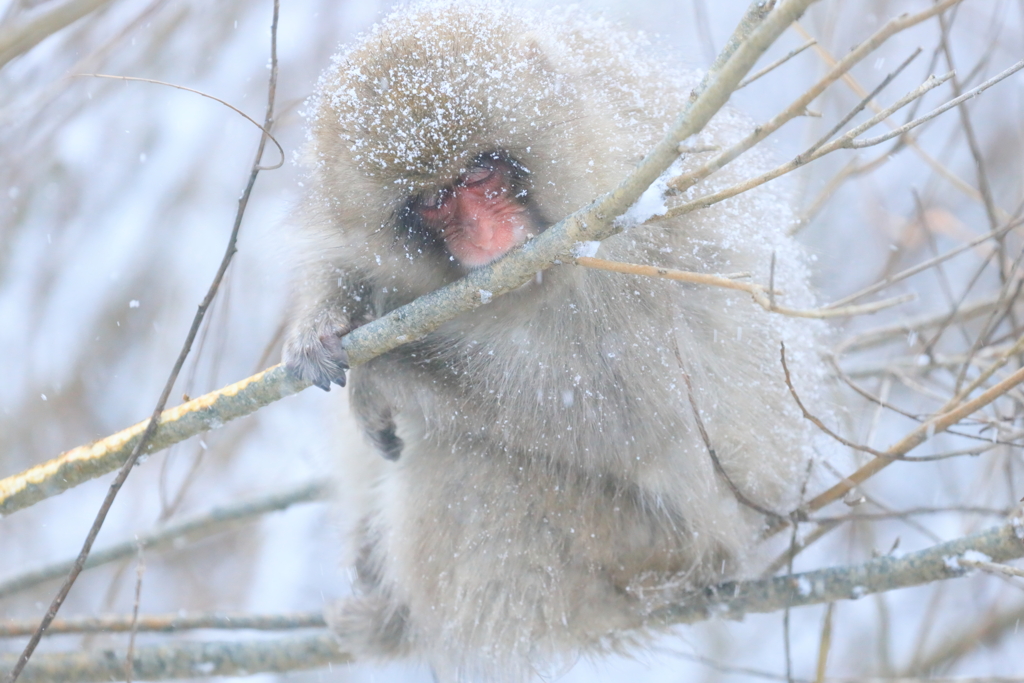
[283,318,351,391]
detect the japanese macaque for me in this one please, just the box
[284,3,823,680]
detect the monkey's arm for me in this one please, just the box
[283,265,372,391]
[284,264,403,460]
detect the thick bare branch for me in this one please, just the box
[652,523,1024,625]
[0,365,305,516]
[336,0,820,368]
[3,523,1020,682]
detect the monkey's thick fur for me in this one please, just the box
[285,3,824,680]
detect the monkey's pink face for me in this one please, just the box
[414,156,535,268]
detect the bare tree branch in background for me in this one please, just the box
[0,481,329,599]
[0,0,116,68]
[3,0,1024,680]
[4,0,281,679]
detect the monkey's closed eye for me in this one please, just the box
[417,188,456,224]
[461,164,498,186]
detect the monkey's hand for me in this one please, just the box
[283,314,352,391]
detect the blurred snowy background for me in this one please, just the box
[1,0,1023,680]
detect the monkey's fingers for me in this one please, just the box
[282,329,350,392]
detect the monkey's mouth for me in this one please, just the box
[440,218,534,268]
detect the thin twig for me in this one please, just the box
[667,0,963,195]
[953,330,1024,405]
[781,343,890,459]
[662,70,957,220]
[75,74,285,170]
[794,361,1024,522]
[850,59,1024,150]
[575,256,913,319]
[809,506,1010,524]
[0,612,327,637]
[906,602,1024,674]
[124,547,145,683]
[4,3,280,681]
[737,38,816,88]
[827,220,1022,308]
[804,48,921,157]
[836,296,1003,355]
[936,11,1002,238]
[681,370,783,520]
[0,0,113,68]
[958,558,1024,580]
[762,521,843,576]
[791,15,1011,223]
[815,603,834,683]
[0,481,330,599]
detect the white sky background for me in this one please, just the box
[1,0,1023,681]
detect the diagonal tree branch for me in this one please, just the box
[0,0,822,517]
[0,365,304,516]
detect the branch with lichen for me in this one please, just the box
[3,521,1020,682]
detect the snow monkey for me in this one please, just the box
[284,2,824,680]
